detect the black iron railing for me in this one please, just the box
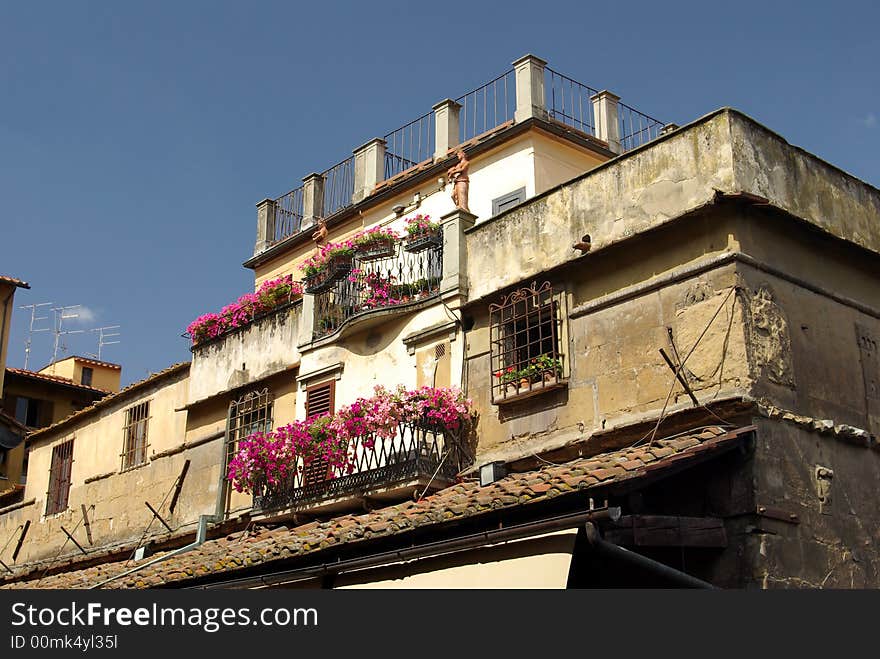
[546,68,599,136]
[618,101,665,152]
[253,420,472,511]
[385,110,435,173]
[313,238,443,339]
[265,66,665,246]
[456,70,516,143]
[273,186,305,243]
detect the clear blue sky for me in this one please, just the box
[2,1,877,385]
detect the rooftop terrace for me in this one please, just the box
[258,54,665,252]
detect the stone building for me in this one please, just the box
[0,275,30,509]
[1,55,878,589]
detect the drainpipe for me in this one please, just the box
[583,522,716,589]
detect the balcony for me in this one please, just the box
[312,236,443,340]
[252,419,473,514]
[188,297,303,404]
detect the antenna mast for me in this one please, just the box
[49,305,85,367]
[88,325,121,360]
[19,302,53,369]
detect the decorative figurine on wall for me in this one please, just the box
[447,149,470,212]
[311,218,328,253]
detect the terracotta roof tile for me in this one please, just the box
[5,367,112,395]
[0,275,29,289]
[1,425,752,589]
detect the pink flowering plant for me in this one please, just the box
[346,269,400,310]
[187,275,303,345]
[299,240,356,278]
[227,385,476,496]
[351,226,398,250]
[403,214,439,238]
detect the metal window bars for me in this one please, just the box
[253,419,473,512]
[121,401,150,471]
[46,439,74,516]
[226,389,274,465]
[489,281,567,403]
[312,238,443,339]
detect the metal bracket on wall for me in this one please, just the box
[11,520,30,561]
[756,505,800,525]
[168,459,191,514]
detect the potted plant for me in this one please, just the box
[494,366,520,397]
[534,354,563,385]
[352,226,398,261]
[403,214,441,253]
[300,241,356,293]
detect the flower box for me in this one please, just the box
[356,237,395,262]
[404,230,441,253]
[303,255,353,293]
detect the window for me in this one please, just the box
[46,439,74,515]
[227,388,274,464]
[14,397,49,428]
[302,381,335,485]
[81,367,93,386]
[121,401,150,470]
[492,187,526,215]
[489,281,567,403]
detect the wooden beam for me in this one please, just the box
[11,520,30,561]
[659,348,700,406]
[81,504,93,545]
[168,459,191,514]
[604,515,727,548]
[0,558,13,574]
[60,525,87,555]
[144,501,173,533]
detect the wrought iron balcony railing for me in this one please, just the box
[313,237,443,339]
[253,420,473,512]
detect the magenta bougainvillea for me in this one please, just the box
[187,275,303,345]
[227,385,476,495]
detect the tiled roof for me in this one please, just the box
[5,367,112,395]
[1,425,751,589]
[26,362,190,441]
[0,275,29,289]
[48,356,122,371]
[0,408,28,433]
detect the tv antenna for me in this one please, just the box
[19,302,53,369]
[49,305,85,367]
[88,325,121,360]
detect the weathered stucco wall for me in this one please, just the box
[465,112,737,301]
[0,369,212,567]
[737,256,880,435]
[745,417,880,588]
[729,111,880,256]
[188,302,302,404]
[466,264,749,465]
